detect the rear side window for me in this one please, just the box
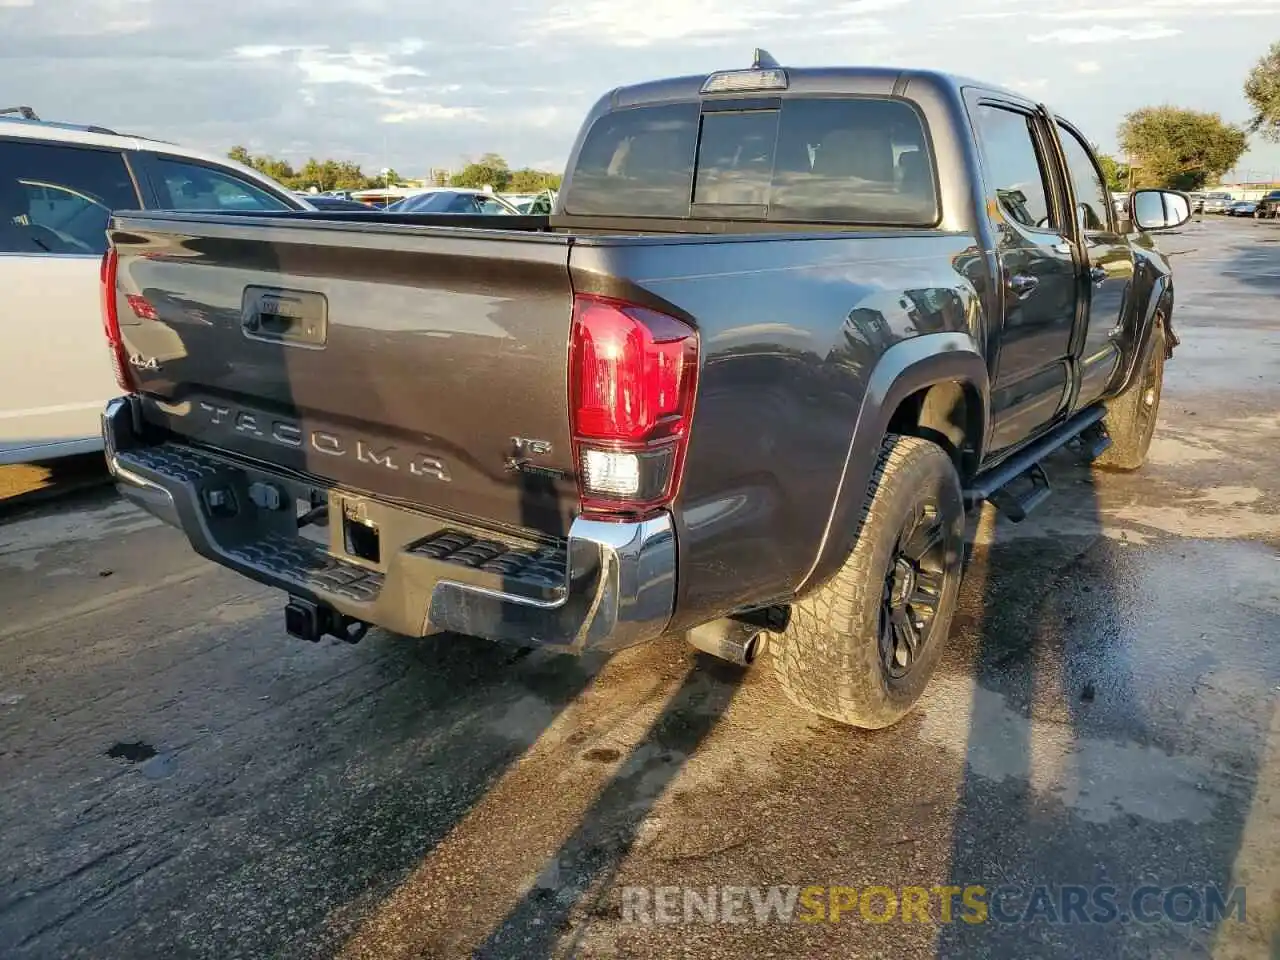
[0,139,140,255]
[563,97,938,225]
[152,157,291,212]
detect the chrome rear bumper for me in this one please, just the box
[103,396,676,650]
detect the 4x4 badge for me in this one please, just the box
[128,353,159,371]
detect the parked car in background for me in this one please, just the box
[0,106,307,466]
[304,195,376,211]
[1255,190,1280,219]
[1188,192,1206,213]
[500,190,559,215]
[1200,192,1234,214]
[1226,200,1257,217]
[385,188,520,214]
[348,187,425,208]
[102,53,1188,730]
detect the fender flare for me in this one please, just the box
[796,332,989,595]
[1116,273,1173,396]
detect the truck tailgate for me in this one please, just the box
[109,214,578,536]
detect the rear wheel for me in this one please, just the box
[1095,323,1165,471]
[771,434,965,729]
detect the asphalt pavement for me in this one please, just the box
[1,217,1277,960]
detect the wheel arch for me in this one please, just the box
[796,332,989,596]
[1114,271,1174,398]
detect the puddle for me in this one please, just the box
[105,740,158,763]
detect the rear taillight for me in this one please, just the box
[569,293,698,519]
[100,249,136,392]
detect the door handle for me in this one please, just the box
[1008,274,1040,299]
[1089,266,1107,285]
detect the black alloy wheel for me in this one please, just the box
[881,500,947,679]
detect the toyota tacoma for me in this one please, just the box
[100,52,1190,728]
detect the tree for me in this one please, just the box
[255,156,298,186]
[225,147,298,187]
[450,153,512,191]
[225,148,391,192]
[294,158,374,192]
[1118,106,1248,191]
[1245,40,1280,142]
[507,168,562,193]
[1095,151,1130,193]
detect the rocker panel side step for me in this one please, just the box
[988,462,1051,523]
[964,405,1107,522]
[1077,421,1114,462]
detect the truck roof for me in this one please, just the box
[603,61,1039,112]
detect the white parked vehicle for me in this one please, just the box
[0,106,308,465]
[1200,192,1234,214]
[384,188,522,214]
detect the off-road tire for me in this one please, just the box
[1095,324,1166,471]
[771,434,965,729]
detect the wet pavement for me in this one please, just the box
[0,217,1277,959]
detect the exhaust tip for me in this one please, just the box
[687,618,763,667]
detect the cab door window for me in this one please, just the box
[1055,122,1112,233]
[973,104,1057,231]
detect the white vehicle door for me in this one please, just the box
[0,139,142,463]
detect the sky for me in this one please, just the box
[2,0,1278,180]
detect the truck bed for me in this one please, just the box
[108,208,982,629]
[111,210,581,537]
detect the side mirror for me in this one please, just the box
[1131,189,1192,231]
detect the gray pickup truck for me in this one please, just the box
[100,52,1191,729]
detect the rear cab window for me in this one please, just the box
[563,96,938,226]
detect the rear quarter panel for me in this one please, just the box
[570,232,989,631]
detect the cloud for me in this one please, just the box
[1076,60,1102,74]
[979,0,1280,21]
[1043,3,1279,19]
[234,43,427,94]
[531,0,908,47]
[1005,77,1050,94]
[378,102,484,124]
[0,0,1277,177]
[532,0,801,47]
[1029,24,1182,44]
[829,0,912,10]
